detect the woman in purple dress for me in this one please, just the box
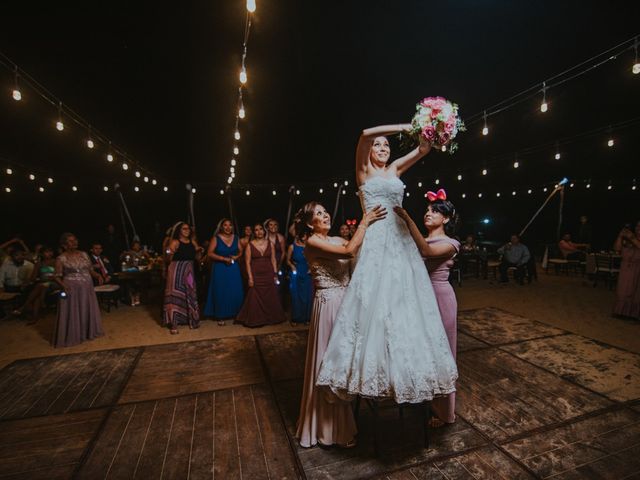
[395,188,460,427]
[295,201,386,448]
[235,223,286,327]
[613,220,640,319]
[53,233,104,347]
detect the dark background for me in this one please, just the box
[0,1,638,253]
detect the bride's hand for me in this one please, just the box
[393,206,410,223]
[362,205,387,227]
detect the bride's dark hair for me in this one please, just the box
[293,201,320,240]
[427,199,459,236]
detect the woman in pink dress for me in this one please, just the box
[614,220,640,319]
[395,188,460,427]
[295,201,386,448]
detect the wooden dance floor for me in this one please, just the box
[1,307,639,479]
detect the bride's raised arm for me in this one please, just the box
[392,140,432,177]
[355,124,411,185]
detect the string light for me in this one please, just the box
[12,67,21,101]
[234,130,241,140]
[633,37,640,74]
[513,160,520,168]
[238,96,246,118]
[4,187,10,193]
[143,176,149,183]
[231,172,236,178]
[72,186,78,192]
[406,192,410,197]
[192,188,197,194]
[38,186,44,192]
[227,177,233,184]
[482,169,487,176]
[272,190,277,196]
[246,189,251,196]
[231,159,237,166]
[342,189,346,195]
[239,65,247,85]
[512,191,517,196]
[152,179,157,185]
[220,189,224,195]
[607,138,614,147]
[135,171,141,178]
[296,189,301,195]
[540,81,548,113]
[478,193,482,198]
[496,192,501,197]
[28,174,35,181]
[134,186,140,192]
[247,0,256,13]
[344,180,349,186]
[107,153,114,162]
[87,139,94,149]
[543,187,548,192]
[435,179,440,185]
[230,167,235,173]
[418,181,422,187]
[570,183,575,188]
[233,147,239,155]
[333,182,338,188]
[461,193,466,198]
[457,174,462,181]
[122,162,129,171]
[607,184,612,190]
[164,186,169,192]
[555,152,561,160]
[103,186,109,192]
[586,183,591,189]
[47,177,53,184]
[527,189,532,194]
[55,102,66,131]
[6,168,12,175]
[482,110,488,136]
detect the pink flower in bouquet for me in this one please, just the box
[444,118,457,134]
[438,132,451,145]
[421,125,436,142]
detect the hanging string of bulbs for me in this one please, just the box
[469,35,640,134]
[0,52,167,191]
[224,0,256,189]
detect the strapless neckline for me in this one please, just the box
[359,176,404,191]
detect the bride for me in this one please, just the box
[316,124,458,403]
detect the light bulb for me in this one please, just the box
[233,147,239,155]
[512,191,516,196]
[482,126,488,136]
[633,63,640,75]
[161,186,167,192]
[107,153,114,162]
[231,159,237,166]
[418,181,422,187]
[234,130,240,140]
[342,189,346,195]
[144,176,149,183]
[607,185,612,190]
[134,186,140,192]
[333,182,338,187]
[152,179,157,185]
[6,168,12,175]
[72,186,78,192]
[543,187,548,192]
[527,189,532,194]
[319,188,323,193]
[441,145,447,152]
[461,193,466,198]
[122,163,129,170]
[240,65,248,84]
[39,186,44,192]
[482,169,487,176]
[586,183,591,189]
[12,89,21,101]
[435,179,440,185]
[555,152,561,160]
[227,177,233,184]
[513,161,519,168]
[239,106,245,118]
[632,185,637,191]
[28,174,35,181]
[478,193,482,198]
[344,180,349,186]
[540,101,548,113]
[457,174,462,181]
[47,177,53,184]
[607,139,614,147]
[192,188,197,194]
[496,192,501,197]
[135,171,141,178]
[406,192,410,197]
[272,190,277,196]
[4,187,10,193]
[103,186,109,192]
[220,189,224,195]
[56,120,64,131]
[230,167,235,173]
[570,183,575,188]
[231,172,235,178]
[247,0,256,13]
[87,139,94,149]
[246,190,251,196]
[296,189,301,195]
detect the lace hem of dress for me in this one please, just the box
[316,376,457,404]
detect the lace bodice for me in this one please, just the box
[57,251,93,281]
[308,237,351,289]
[359,175,405,211]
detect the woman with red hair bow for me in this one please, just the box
[395,187,460,427]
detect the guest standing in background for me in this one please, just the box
[235,223,285,327]
[52,233,103,347]
[286,233,313,325]
[338,224,351,241]
[395,189,460,427]
[613,221,640,319]
[265,218,286,272]
[204,219,244,326]
[163,222,201,334]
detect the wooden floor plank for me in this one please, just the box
[234,386,270,479]
[188,392,215,480]
[251,383,299,479]
[0,409,105,478]
[162,395,198,479]
[213,389,241,479]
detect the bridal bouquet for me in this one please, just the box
[409,97,465,154]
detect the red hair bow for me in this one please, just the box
[426,188,447,201]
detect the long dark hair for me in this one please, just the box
[172,222,192,240]
[427,199,459,236]
[293,201,320,240]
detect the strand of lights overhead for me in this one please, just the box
[0,51,165,188]
[226,2,256,186]
[469,35,639,134]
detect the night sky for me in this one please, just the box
[0,1,638,251]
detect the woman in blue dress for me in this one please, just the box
[286,233,313,325]
[204,218,244,325]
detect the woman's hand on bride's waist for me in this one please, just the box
[362,204,387,227]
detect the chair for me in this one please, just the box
[592,254,620,289]
[545,244,570,275]
[94,284,120,312]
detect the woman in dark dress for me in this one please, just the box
[286,233,313,325]
[163,222,202,334]
[235,223,285,327]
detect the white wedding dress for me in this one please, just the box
[316,176,458,403]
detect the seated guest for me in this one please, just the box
[558,233,588,261]
[0,237,30,264]
[0,247,34,294]
[16,246,57,323]
[89,242,114,285]
[120,240,150,267]
[461,234,479,253]
[497,234,530,284]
